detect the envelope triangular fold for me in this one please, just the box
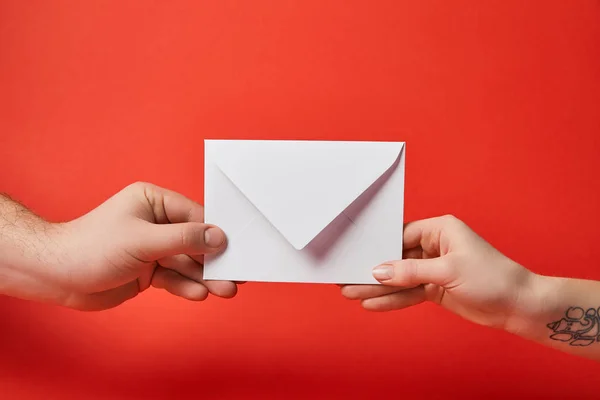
[210,140,404,250]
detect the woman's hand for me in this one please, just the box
[341,215,537,331]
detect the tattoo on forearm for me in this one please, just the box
[547,307,600,347]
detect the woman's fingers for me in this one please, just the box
[403,247,424,259]
[373,257,453,287]
[361,285,427,312]
[340,284,409,300]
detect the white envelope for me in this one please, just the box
[203,139,405,284]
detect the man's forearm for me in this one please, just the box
[509,273,600,360]
[0,195,63,302]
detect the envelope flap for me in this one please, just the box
[209,140,404,250]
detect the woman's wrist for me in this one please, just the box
[505,271,563,340]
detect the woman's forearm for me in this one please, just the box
[508,273,600,361]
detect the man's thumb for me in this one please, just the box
[139,222,226,260]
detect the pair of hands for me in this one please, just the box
[37,182,535,333]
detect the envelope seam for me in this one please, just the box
[229,216,259,241]
[342,211,358,227]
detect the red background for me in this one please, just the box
[1,1,599,399]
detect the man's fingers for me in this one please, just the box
[138,222,226,260]
[361,285,427,312]
[372,257,454,287]
[340,284,409,300]
[136,182,205,224]
[64,282,139,311]
[203,280,238,298]
[151,267,209,301]
[158,255,238,298]
[158,254,204,281]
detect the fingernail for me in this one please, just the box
[373,265,394,281]
[204,227,225,248]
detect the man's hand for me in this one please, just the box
[0,182,237,311]
[341,215,535,331]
